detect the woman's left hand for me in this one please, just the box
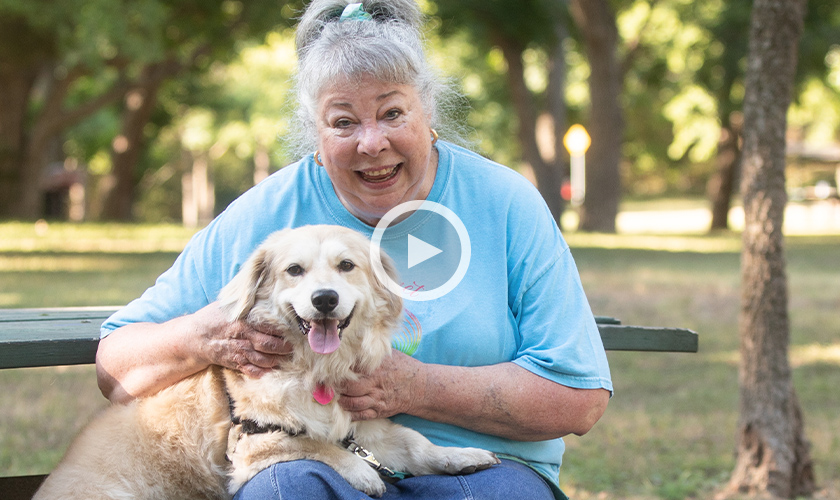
[338,351,609,441]
[338,350,426,420]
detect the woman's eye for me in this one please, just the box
[333,118,353,128]
[338,259,355,272]
[384,109,401,120]
[286,264,304,276]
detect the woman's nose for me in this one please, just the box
[357,123,388,156]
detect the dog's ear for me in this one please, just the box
[218,246,269,322]
[373,251,404,322]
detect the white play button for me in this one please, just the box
[371,200,471,302]
[407,234,442,269]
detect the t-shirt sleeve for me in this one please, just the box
[505,187,612,393]
[98,165,304,338]
[512,248,613,393]
[99,230,216,337]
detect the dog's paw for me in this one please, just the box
[440,447,501,475]
[338,459,387,497]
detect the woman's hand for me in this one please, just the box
[192,302,294,379]
[96,302,294,403]
[338,353,609,441]
[338,350,426,420]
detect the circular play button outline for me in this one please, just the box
[370,200,471,302]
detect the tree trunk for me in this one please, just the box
[0,64,40,218]
[1,63,132,219]
[569,0,623,233]
[707,119,741,231]
[254,144,271,185]
[100,83,161,221]
[724,0,815,498]
[182,151,215,228]
[546,18,569,229]
[495,34,564,226]
[0,17,55,219]
[99,59,183,221]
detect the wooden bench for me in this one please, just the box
[0,307,698,499]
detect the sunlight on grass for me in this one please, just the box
[566,232,742,253]
[0,221,197,253]
[0,293,21,307]
[562,199,840,237]
[0,255,126,272]
[792,344,840,367]
[709,344,840,368]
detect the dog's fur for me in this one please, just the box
[34,225,498,500]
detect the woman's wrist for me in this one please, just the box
[399,352,428,416]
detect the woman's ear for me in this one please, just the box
[218,247,269,322]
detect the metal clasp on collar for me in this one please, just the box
[344,438,409,481]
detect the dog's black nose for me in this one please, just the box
[311,289,339,313]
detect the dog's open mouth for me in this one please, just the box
[297,310,354,355]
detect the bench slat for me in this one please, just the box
[597,324,698,352]
[0,308,696,370]
[0,474,46,500]
[0,320,697,370]
[0,307,117,323]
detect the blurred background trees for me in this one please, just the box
[1,0,839,229]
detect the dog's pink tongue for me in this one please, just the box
[308,319,341,354]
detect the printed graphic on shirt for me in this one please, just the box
[392,308,421,356]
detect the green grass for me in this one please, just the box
[560,232,840,499]
[1,221,838,499]
[0,222,192,476]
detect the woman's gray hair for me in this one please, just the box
[288,0,465,156]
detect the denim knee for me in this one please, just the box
[234,459,365,500]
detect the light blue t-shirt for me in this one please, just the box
[101,141,612,492]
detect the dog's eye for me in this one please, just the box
[338,259,355,272]
[286,264,304,276]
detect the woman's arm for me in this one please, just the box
[338,350,610,441]
[96,302,293,403]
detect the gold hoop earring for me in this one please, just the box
[314,151,324,166]
[430,128,438,145]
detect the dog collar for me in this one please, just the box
[341,436,411,482]
[226,390,305,436]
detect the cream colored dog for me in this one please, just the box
[35,225,499,500]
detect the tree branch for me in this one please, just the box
[620,0,659,79]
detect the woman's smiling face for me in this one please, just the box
[316,76,438,226]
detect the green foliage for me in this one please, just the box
[432,0,565,50]
[3,0,840,219]
[133,29,299,218]
[0,0,169,67]
[0,0,299,220]
[424,25,521,167]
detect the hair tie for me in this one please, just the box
[340,3,372,22]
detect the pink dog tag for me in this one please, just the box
[313,383,335,405]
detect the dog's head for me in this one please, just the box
[218,225,403,374]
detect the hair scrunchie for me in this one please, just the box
[339,3,373,21]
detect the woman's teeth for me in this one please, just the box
[360,165,400,182]
[367,167,395,177]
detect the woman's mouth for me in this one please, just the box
[357,164,401,183]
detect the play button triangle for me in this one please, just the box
[407,234,443,269]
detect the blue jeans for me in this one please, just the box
[233,458,558,500]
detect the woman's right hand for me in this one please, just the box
[193,302,294,379]
[96,302,293,403]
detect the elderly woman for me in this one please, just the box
[97,0,612,498]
